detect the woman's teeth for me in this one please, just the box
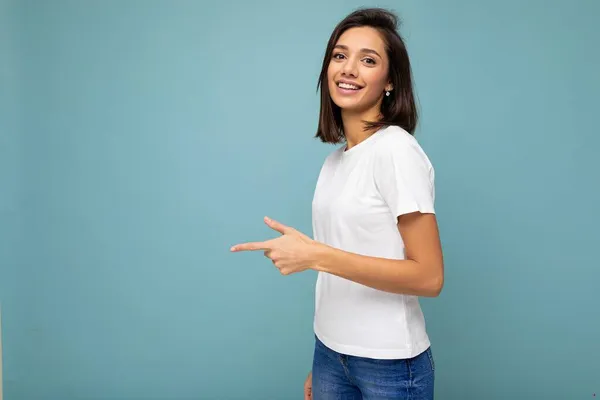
[338,82,361,90]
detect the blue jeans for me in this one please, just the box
[312,336,435,399]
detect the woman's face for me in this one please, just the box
[327,26,393,114]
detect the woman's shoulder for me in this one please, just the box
[373,125,427,156]
[375,125,420,149]
[372,125,433,169]
[316,145,345,170]
[324,144,345,160]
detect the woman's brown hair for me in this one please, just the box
[315,8,418,144]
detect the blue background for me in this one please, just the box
[1,0,598,398]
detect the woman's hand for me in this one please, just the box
[230,216,322,275]
[304,371,312,399]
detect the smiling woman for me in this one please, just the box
[231,7,441,400]
[326,32,393,119]
[316,8,418,146]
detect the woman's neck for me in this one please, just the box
[342,106,381,150]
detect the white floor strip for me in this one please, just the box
[0,304,4,400]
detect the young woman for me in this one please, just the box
[231,7,443,400]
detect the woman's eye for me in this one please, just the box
[333,53,345,60]
[363,58,376,65]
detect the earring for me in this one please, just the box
[385,91,390,97]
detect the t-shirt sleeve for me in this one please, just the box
[373,137,435,218]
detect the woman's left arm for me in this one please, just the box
[312,212,444,297]
[231,213,444,298]
[231,138,443,297]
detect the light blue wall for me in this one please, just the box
[1,0,598,398]
[0,0,24,367]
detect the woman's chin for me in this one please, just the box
[333,98,371,114]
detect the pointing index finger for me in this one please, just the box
[230,240,272,252]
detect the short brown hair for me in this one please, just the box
[315,8,418,144]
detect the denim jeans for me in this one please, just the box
[312,336,435,399]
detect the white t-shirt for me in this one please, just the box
[311,124,436,360]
